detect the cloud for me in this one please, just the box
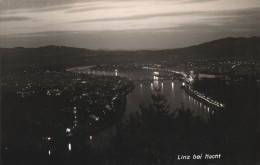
[0,30,86,37]
[209,6,260,17]
[204,7,260,30]
[26,5,73,13]
[0,1,114,15]
[156,8,260,33]
[66,6,114,13]
[0,16,31,22]
[0,3,84,14]
[0,0,217,12]
[179,0,220,3]
[72,11,204,23]
[117,7,260,33]
[70,6,260,26]
[0,0,88,10]
[1,0,260,49]
[0,0,142,11]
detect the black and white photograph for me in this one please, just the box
[0,0,260,164]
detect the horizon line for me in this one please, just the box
[0,36,259,51]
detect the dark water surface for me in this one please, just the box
[68,66,213,120]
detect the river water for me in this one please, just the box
[68,66,212,120]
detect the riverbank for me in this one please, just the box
[184,86,224,111]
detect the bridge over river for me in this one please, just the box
[67,66,218,119]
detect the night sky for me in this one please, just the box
[0,0,260,50]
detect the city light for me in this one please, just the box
[68,143,72,151]
[66,128,71,133]
[153,71,159,75]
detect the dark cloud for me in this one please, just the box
[0,1,114,14]
[0,3,86,14]
[152,8,260,34]
[0,16,30,22]
[214,6,260,17]
[0,0,139,11]
[0,0,89,10]
[0,31,87,38]
[206,7,260,32]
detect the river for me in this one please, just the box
[67,66,213,120]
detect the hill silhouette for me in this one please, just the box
[1,36,259,68]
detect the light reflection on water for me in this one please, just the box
[68,143,72,151]
[125,80,211,120]
[154,80,159,89]
[161,82,164,94]
[140,83,143,94]
[76,68,212,119]
[129,85,210,120]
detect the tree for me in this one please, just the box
[110,88,207,164]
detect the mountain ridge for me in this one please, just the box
[1,36,259,67]
[1,36,259,51]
